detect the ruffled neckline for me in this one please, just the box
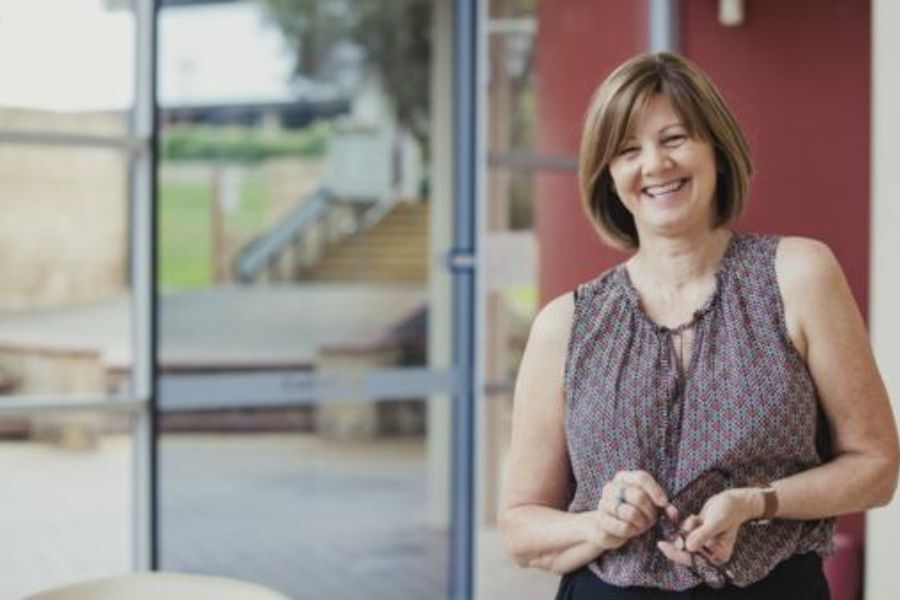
[616,231,742,335]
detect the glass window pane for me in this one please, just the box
[0,144,132,398]
[0,412,134,599]
[0,0,134,135]
[479,1,558,598]
[159,424,445,597]
[157,1,450,598]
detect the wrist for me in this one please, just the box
[737,483,779,524]
[583,511,616,552]
[583,511,607,550]
[730,487,767,524]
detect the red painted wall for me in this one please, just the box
[534,0,646,305]
[681,0,870,319]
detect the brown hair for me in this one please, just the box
[578,52,753,248]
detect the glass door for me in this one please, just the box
[154,1,463,598]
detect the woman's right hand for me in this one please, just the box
[590,470,678,551]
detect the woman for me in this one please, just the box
[498,52,899,599]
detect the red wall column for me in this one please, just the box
[534,0,646,305]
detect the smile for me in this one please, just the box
[642,178,688,198]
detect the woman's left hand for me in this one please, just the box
[657,489,755,567]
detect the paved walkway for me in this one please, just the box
[0,433,557,600]
[0,284,427,371]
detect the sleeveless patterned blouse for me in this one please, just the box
[564,232,835,590]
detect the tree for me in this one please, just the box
[262,0,431,156]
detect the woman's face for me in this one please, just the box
[608,94,717,238]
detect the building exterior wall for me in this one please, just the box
[0,109,128,312]
[866,0,900,597]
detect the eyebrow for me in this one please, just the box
[621,122,686,142]
[659,123,686,133]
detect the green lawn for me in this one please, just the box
[157,170,267,290]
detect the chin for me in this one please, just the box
[639,211,708,237]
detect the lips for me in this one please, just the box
[642,178,688,198]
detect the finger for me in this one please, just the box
[656,540,693,567]
[599,513,639,539]
[618,470,669,507]
[680,515,703,533]
[704,548,728,566]
[704,534,735,564]
[664,503,680,522]
[685,522,721,553]
[614,502,651,532]
[622,488,659,526]
[605,486,657,526]
[591,515,626,550]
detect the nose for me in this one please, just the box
[641,144,672,176]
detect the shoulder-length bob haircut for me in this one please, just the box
[578,52,753,248]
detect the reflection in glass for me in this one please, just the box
[0,412,133,599]
[157,1,446,598]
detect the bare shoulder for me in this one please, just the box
[775,236,855,358]
[775,236,848,312]
[775,236,843,288]
[527,291,576,350]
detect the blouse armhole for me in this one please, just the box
[772,236,807,364]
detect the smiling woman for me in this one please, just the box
[606,95,718,241]
[498,52,899,600]
[577,52,752,250]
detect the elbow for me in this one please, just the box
[497,507,532,569]
[871,446,900,508]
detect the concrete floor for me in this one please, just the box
[0,432,558,600]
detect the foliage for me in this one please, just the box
[160,121,332,162]
[261,0,431,155]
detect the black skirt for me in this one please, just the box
[556,553,831,600]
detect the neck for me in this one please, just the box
[629,228,733,292]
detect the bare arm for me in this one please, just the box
[498,292,668,574]
[676,237,899,560]
[688,238,899,544]
[498,292,603,574]
[750,238,899,519]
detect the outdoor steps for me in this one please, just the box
[300,201,429,283]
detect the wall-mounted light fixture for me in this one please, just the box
[719,0,745,27]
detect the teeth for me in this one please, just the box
[644,179,686,197]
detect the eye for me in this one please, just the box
[617,145,639,156]
[662,134,686,147]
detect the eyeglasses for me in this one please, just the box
[658,469,735,589]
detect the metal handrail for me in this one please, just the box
[233,188,335,282]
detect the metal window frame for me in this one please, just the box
[450,1,483,599]
[131,0,159,572]
[649,0,681,52]
[0,0,158,573]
